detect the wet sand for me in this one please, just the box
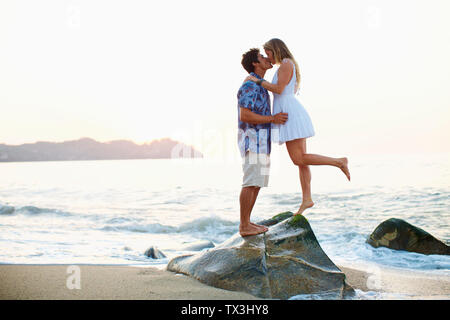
[0,264,448,300]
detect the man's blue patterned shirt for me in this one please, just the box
[237,72,272,158]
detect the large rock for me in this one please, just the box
[367,218,450,255]
[167,212,354,299]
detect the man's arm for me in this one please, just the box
[239,107,288,125]
[245,59,293,94]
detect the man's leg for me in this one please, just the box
[248,187,267,229]
[239,186,267,236]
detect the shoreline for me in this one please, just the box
[0,264,449,300]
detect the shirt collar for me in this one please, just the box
[250,72,262,80]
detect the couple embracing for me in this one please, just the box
[237,38,351,237]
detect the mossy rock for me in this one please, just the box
[256,211,293,226]
[167,212,354,299]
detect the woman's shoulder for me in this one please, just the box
[277,58,294,75]
[281,58,294,67]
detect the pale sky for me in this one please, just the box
[1,0,449,158]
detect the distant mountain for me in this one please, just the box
[0,137,203,162]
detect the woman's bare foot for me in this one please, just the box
[239,223,268,237]
[338,157,351,181]
[294,199,314,216]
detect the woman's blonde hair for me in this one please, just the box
[263,38,301,91]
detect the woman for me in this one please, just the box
[246,38,351,216]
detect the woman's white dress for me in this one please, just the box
[271,59,315,144]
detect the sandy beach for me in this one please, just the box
[0,264,448,300]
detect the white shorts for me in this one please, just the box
[242,151,270,188]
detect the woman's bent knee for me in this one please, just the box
[293,157,306,167]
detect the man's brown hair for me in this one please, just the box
[241,48,260,74]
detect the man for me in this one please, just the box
[237,48,288,237]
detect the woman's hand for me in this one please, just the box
[245,75,259,83]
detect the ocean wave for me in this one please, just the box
[177,216,237,233]
[351,290,415,300]
[101,222,177,233]
[318,232,450,275]
[0,204,72,217]
[105,217,138,224]
[319,192,377,202]
[315,189,450,204]
[100,216,238,237]
[288,289,413,300]
[0,205,15,215]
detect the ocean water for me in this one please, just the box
[1,151,449,285]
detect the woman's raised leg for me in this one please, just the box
[285,138,350,181]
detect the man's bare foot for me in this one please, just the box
[250,222,268,232]
[338,157,351,181]
[239,223,268,237]
[294,199,314,216]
